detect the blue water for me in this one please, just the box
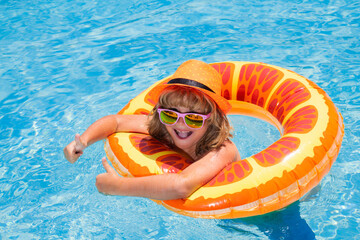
[0,0,359,239]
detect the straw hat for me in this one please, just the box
[148,60,232,114]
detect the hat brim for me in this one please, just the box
[147,79,232,114]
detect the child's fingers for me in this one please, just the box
[102,157,116,174]
[74,134,86,155]
[64,142,80,163]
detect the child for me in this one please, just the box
[64,60,241,200]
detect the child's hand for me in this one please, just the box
[63,134,87,163]
[96,158,121,195]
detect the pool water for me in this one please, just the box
[0,0,359,239]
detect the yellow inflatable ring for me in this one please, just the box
[104,61,344,219]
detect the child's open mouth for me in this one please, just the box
[174,129,193,139]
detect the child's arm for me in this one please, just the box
[96,141,240,200]
[63,114,149,163]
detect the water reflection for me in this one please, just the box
[218,201,315,240]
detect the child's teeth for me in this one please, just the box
[178,131,189,137]
[175,130,191,138]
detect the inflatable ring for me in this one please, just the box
[105,61,344,219]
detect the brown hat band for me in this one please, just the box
[167,78,215,93]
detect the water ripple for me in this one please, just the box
[0,0,359,239]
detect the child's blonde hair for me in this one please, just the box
[148,86,232,159]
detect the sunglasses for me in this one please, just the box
[157,108,211,129]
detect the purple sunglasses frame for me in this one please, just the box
[157,108,211,129]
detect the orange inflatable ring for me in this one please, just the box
[104,61,344,219]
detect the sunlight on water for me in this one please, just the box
[0,0,359,239]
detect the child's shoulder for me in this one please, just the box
[214,140,241,163]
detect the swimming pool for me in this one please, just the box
[0,0,358,239]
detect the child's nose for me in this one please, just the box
[176,117,187,127]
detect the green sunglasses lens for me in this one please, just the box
[185,114,204,128]
[160,110,178,124]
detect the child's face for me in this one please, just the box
[163,106,209,156]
